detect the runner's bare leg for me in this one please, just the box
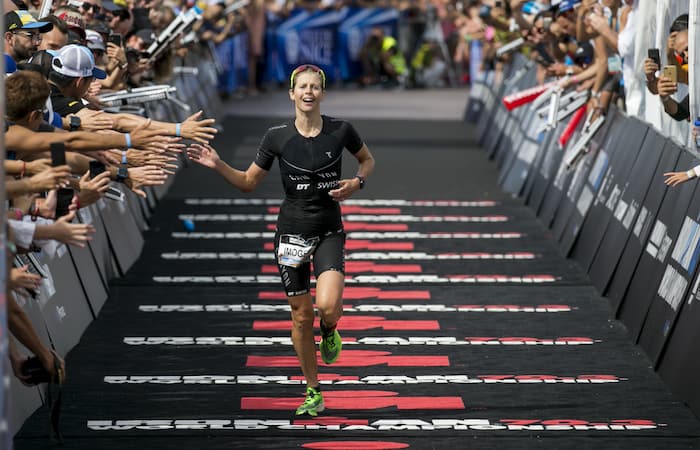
[289,292,318,387]
[315,270,344,329]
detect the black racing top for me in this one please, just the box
[49,84,85,116]
[254,115,364,237]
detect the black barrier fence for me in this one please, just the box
[467,58,700,417]
[8,45,223,436]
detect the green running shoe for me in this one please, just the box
[320,329,342,364]
[295,386,324,416]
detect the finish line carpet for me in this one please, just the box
[14,114,700,449]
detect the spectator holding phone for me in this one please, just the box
[643,13,689,122]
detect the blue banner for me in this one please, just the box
[275,8,357,83]
[215,37,236,94]
[215,31,250,95]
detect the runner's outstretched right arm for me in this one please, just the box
[187,143,267,193]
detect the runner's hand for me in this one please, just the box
[328,178,360,202]
[187,143,221,169]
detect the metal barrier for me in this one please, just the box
[8,44,223,436]
[468,64,700,417]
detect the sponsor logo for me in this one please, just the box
[269,206,403,214]
[169,232,524,240]
[123,337,597,346]
[261,262,423,274]
[303,442,408,450]
[159,252,537,261]
[346,232,523,239]
[247,351,449,367]
[259,287,430,300]
[241,391,465,410]
[152,275,558,284]
[161,251,536,261]
[253,316,440,331]
[138,303,572,313]
[176,214,509,223]
[183,199,498,207]
[346,252,536,260]
[266,241,416,251]
[317,181,339,190]
[87,418,662,431]
[103,374,625,385]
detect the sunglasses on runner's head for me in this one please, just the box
[290,64,326,90]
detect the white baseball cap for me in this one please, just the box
[52,44,106,79]
[85,30,105,52]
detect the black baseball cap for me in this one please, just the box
[5,10,53,33]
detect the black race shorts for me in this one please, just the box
[274,230,346,297]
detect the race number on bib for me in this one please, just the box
[277,234,319,268]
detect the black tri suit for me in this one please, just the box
[254,115,364,296]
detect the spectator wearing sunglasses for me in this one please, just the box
[4,10,53,63]
[187,64,375,418]
[79,0,103,23]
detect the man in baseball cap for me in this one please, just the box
[55,8,87,43]
[4,10,53,62]
[49,44,106,115]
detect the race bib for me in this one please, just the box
[607,55,622,74]
[277,234,319,268]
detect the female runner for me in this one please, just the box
[187,64,375,416]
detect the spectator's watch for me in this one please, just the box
[69,115,81,131]
[354,175,365,189]
[116,167,129,183]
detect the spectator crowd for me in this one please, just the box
[3,0,219,397]
[451,0,696,180]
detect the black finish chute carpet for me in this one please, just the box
[14,116,700,449]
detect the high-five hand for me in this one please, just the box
[187,143,221,169]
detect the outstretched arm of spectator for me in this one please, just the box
[7,121,171,154]
[6,166,72,199]
[9,266,41,292]
[75,109,115,132]
[3,159,52,178]
[8,340,33,385]
[77,171,111,208]
[559,56,599,89]
[588,13,618,53]
[7,296,65,379]
[34,211,95,247]
[664,166,700,187]
[122,166,169,198]
[6,124,134,154]
[111,110,218,144]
